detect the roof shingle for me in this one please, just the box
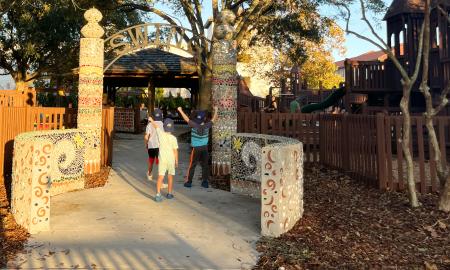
[104,48,197,75]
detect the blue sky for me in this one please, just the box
[148,1,390,62]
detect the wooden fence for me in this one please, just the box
[238,112,450,194]
[0,89,36,107]
[237,112,320,163]
[0,106,114,180]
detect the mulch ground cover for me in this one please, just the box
[84,166,111,189]
[255,165,450,269]
[0,179,28,268]
[0,167,111,268]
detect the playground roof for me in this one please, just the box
[384,0,425,20]
[104,48,197,76]
[103,48,199,89]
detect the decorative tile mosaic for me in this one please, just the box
[11,129,95,234]
[77,8,104,173]
[211,9,238,176]
[231,133,304,237]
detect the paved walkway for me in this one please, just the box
[11,127,260,269]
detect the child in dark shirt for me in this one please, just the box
[177,106,218,188]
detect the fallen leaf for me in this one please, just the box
[424,226,439,238]
[437,220,447,230]
[424,261,438,270]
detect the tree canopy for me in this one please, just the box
[238,21,345,92]
[117,0,335,108]
[0,0,144,90]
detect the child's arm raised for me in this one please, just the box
[211,106,219,123]
[177,107,190,123]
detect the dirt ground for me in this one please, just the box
[255,165,450,269]
[0,167,110,268]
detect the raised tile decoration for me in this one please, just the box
[231,133,304,237]
[77,7,104,174]
[10,8,104,234]
[211,10,238,176]
[11,129,95,233]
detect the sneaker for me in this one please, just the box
[147,173,153,181]
[184,182,192,188]
[166,193,174,199]
[155,193,163,202]
[201,180,209,189]
[161,183,168,189]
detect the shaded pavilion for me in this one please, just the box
[103,48,200,110]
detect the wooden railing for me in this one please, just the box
[238,94,266,112]
[238,112,450,194]
[0,89,36,107]
[0,107,114,179]
[345,60,388,92]
[238,112,320,163]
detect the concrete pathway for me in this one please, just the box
[10,126,260,269]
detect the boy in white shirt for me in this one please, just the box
[148,117,179,202]
[144,108,164,180]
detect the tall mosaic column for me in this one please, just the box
[77,8,104,174]
[211,10,238,175]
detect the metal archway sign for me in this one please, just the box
[104,23,210,71]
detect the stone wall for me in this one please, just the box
[11,129,95,234]
[231,133,304,237]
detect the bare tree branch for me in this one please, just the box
[212,0,219,19]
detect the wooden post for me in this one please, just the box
[148,79,155,113]
[341,114,350,171]
[376,113,387,190]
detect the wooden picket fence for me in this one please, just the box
[0,106,115,180]
[0,89,36,107]
[238,112,450,194]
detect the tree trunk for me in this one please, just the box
[198,68,212,110]
[439,178,450,211]
[424,112,450,212]
[400,82,420,208]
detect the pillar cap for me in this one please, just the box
[81,8,104,38]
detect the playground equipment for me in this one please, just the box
[299,86,346,113]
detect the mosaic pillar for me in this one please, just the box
[211,10,238,176]
[77,8,104,174]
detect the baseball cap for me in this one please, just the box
[152,108,163,121]
[193,110,206,124]
[163,118,175,133]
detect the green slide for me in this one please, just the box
[300,87,346,113]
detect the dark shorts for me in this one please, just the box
[147,148,159,158]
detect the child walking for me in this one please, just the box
[177,106,218,188]
[148,117,179,202]
[144,108,164,181]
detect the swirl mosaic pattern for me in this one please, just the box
[11,129,94,233]
[231,133,304,237]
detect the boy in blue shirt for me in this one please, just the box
[177,106,218,188]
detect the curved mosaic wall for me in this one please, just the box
[231,133,304,237]
[11,129,96,234]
